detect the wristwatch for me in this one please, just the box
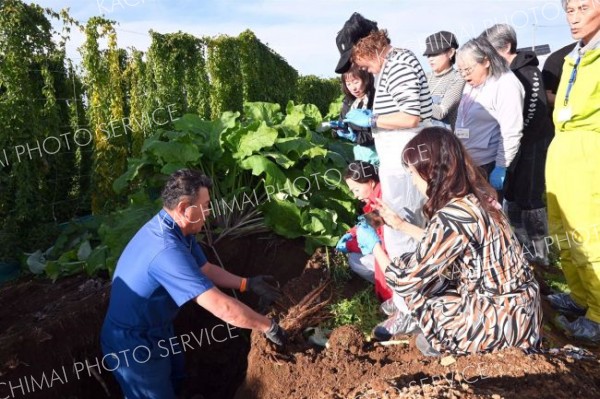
[370,113,379,129]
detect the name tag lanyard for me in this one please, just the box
[563,53,582,107]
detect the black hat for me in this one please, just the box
[423,31,459,56]
[335,13,379,74]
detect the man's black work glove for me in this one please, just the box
[265,319,286,346]
[248,275,282,305]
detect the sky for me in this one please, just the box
[29,0,575,77]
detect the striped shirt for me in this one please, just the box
[373,48,433,121]
[427,68,465,129]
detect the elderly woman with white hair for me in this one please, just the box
[481,23,554,266]
[454,36,524,200]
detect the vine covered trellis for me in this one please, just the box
[0,0,82,259]
[80,17,128,214]
[0,0,341,264]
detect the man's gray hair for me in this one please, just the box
[562,0,600,10]
[481,24,517,54]
[457,37,509,79]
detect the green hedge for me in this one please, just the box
[206,35,244,118]
[238,30,298,109]
[145,31,211,119]
[296,75,342,116]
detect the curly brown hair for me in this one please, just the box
[402,127,506,227]
[351,30,391,63]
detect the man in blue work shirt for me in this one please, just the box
[100,169,286,398]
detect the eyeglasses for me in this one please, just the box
[457,63,478,76]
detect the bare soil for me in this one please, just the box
[237,252,600,399]
[2,238,599,399]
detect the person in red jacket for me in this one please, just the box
[336,161,393,302]
[336,161,418,340]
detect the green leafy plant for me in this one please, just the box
[114,101,355,253]
[24,217,103,281]
[0,0,81,261]
[327,288,380,336]
[238,29,298,109]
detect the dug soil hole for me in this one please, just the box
[0,234,307,399]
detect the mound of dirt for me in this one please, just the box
[327,325,364,355]
[236,253,600,399]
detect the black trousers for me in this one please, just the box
[504,137,551,210]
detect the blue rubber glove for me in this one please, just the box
[343,109,373,128]
[336,127,357,142]
[489,166,507,190]
[335,233,353,253]
[356,222,381,255]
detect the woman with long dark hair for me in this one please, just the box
[336,65,378,164]
[356,127,542,355]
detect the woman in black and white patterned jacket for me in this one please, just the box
[356,127,542,356]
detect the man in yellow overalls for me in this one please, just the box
[546,0,600,343]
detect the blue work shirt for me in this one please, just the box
[101,209,214,350]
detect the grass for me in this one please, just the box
[328,250,352,285]
[543,246,570,293]
[322,249,381,336]
[326,288,381,336]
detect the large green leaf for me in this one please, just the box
[324,94,344,120]
[305,235,338,254]
[243,102,283,125]
[220,111,240,130]
[173,113,206,133]
[26,250,45,275]
[289,103,323,129]
[239,155,287,185]
[160,163,187,175]
[113,159,148,193]
[275,137,327,159]
[327,140,355,164]
[301,208,336,235]
[233,122,278,159]
[145,141,200,164]
[262,199,305,238]
[261,152,295,169]
[85,245,108,275]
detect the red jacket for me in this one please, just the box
[344,183,393,301]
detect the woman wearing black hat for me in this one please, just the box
[343,28,432,270]
[423,31,465,130]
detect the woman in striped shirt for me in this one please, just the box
[423,31,465,130]
[356,127,542,356]
[343,29,432,263]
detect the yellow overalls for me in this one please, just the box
[546,39,600,322]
